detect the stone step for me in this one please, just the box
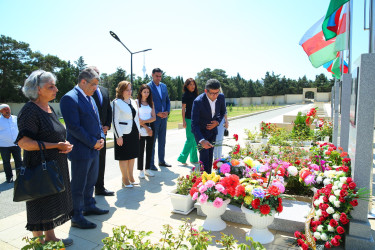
[195,199,311,233]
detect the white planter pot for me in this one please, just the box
[260,138,269,144]
[303,141,311,147]
[200,199,230,231]
[169,189,195,215]
[241,205,276,244]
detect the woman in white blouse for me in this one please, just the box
[112,81,141,188]
[136,84,156,179]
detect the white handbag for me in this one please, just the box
[140,126,151,137]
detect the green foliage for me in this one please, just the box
[102,219,265,250]
[22,236,65,250]
[268,128,291,146]
[176,171,201,195]
[216,233,266,250]
[291,112,312,141]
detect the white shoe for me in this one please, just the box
[145,170,155,177]
[139,171,145,179]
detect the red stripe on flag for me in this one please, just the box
[301,31,336,56]
[337,13,347,35]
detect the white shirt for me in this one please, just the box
[0,115,18,147]
[139,104,152,120]
[207,96,217,118]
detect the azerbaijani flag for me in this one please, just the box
[334,3,349,51]
[299,16,337,68]
[323,55,348,79]
[322,0,350,40]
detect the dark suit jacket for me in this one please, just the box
[147,81,170,114]
[92,86,112,128]
[60,86,105,160]
[191,93,226,143]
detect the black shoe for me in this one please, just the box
[6,177,13,183]
[159,162,172,167]
[150,166,158,171]
[95,189,114,196]
[71,219,97,229]
[83,206,109,216]
[62,238,73,247]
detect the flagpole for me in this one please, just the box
[370,0,375,52]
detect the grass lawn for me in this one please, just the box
[167,105,282,130]
[55,105,282,132]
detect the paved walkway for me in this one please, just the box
[0,104,374,249]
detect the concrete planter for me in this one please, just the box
[241,205,276,244]
[200,199,231,231]
[169,189,195,215]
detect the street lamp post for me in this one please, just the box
[109,31,152,84]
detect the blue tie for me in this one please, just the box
[86,96,96,113]
[96,89,103,105]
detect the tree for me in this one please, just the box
[55,61,77,101]
[0,35,32,102]
[74,56,87,77]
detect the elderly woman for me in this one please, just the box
[15,70,73,246]
[112,81,141,188]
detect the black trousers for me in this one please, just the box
[95,138,106,191]
[138,123,154,170]
[0,146,22,180]
[198,134,216,174]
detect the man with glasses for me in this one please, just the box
[191,79,226,174]
[60,67,108,230]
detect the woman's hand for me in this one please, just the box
[139,118,145,125]
[146,127,153,137]
[58,141,73,154]
[183,120,186,128]
[116,137,123,146]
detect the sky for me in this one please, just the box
[0,0,369,82]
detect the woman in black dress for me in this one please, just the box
[112,81,141,188]
[16,70,73,246]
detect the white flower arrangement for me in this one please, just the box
[326,206,335,214]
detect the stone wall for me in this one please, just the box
[5,92,331,116]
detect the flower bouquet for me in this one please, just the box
[260,121,275,139]
[294,175,369,249]
[190,172,242,231]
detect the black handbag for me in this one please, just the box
[13,141,65,202]
[224,128,229,137]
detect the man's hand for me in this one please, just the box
[183,120,187,128]
[157,112,169,119]
[102,126,110,135]
[94,139,105,150]
[116,137,123,146]
[200,140,213,149]
[225,120,229,129]
[206,120,219,130]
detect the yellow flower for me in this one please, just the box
[243,157,255,168]
[244,196,253,205]
[213,175,221,183]
[240,178,248,184]
[245,185,254,193]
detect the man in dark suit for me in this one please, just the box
[60,67,109,230]
[148,68,171,170]
[89,66,114,196]
[191,79,226,174]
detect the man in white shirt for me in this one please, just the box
[191,80,226,174]
[0,104,23,183]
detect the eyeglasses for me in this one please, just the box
[207,90,220,96]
